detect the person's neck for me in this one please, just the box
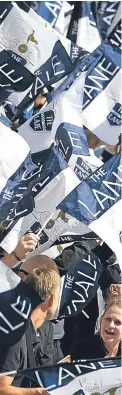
[31,309,45,330]
[104,341,119,357]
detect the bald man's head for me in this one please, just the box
[20,255,59,277]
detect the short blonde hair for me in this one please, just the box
[26,267,60,300]
[21,255,59,275]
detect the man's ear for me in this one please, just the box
[110,284,119,296]
[48,295,54,307]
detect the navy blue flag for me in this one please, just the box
[67,2,80,45]
[0,145,70,245]
[0,1,13,23]
[0,153,38,224]
[82,40,121,111]
[7,357,121,393]
[79,40,121,146]
[0,260,41,349]
[29,1,62,27]
[97,1,120,40]
[52,233,98,246]
[18,39,73,113]
[58,153,122,263]
[0,49,33,103]
[58,252,102,319]
[107,18,122,51]
[67,1,101,53]
[58,153,121,225]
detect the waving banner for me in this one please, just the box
[0,1,73,112]
[47,39,121,146]
[0,3,121,269]
[29,1,63,27]
[97,1,120,40]
[59,153,122,264]
[0,145,80,253]
[1,357,121,395]
[0,259,42,349]
[81,41,121,145]
[58,251,102,319]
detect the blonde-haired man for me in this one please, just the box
[0,257,61,395]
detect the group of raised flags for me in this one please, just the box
[0,0,121,351]
[0,1,121,256]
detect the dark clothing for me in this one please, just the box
[53,339,64,363]
[55,237,98,276]
[71,333,121,360]
[55,240,113,276]
[0,320,54,387]
[61,295,98,356]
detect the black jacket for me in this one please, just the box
[71,333,121,360]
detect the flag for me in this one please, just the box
[97,1,120,40]
[54,1,74,37]
[58,251,102,319]
[81,40,121,145]
[0,259,42,349]
[17,67,103,258]
[18,79,102,258]
[29,1,63,27]
[67,1,101,53]
[0,48,34,102]
[0,144,80,253]
[58,153,122,265]
[4,357,121,394]
[0,2,73,112]
[0,123,30,193]
[18,71,89,157]
[107,13,122,51]
[0,2,121,260]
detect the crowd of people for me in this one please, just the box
[0,224,121,394]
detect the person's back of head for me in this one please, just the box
[99,263,122,302]
[26,267,60,301]
[17,255,60,324]
[25,265,60,321]
[18,254,59,279]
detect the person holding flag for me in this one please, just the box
[0,255,61,394]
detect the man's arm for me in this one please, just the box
[1,233,39,268]
[0,376,49,395]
